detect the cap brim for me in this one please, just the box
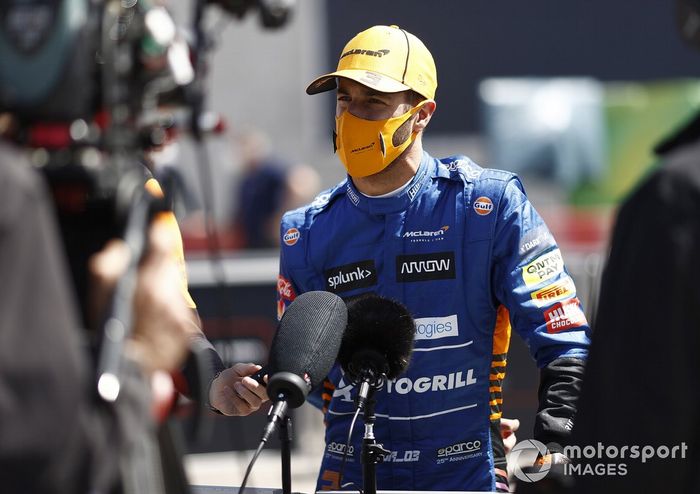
[306,69,411,95]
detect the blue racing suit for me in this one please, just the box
[277,152,590,492]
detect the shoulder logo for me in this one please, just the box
[531,277,575,307]
[522,249,564,286]
[283,227,300,246]
[473,196,493,216]
[544,297,587,333]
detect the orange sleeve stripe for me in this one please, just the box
[490,372,506,380]
[490,412,503,421]
[146,178,196,309]
[492,305,512,355]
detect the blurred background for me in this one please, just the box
[162,1,700,491]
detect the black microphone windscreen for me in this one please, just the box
[339,294,415,380]
[268,290,347,389]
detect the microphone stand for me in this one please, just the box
[356,374,389,494]
[280,415,293,494]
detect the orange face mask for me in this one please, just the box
[334,104,422,178]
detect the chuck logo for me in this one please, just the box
[325,260,377,293]
[545,297,586,333]
[397,252,455,282]
[414,315,459,340]
[523,249,564,286]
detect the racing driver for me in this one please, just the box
[276,25,590,492]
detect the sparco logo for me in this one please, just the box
[437,440,482,458]
[327,442,354,456]
[325,260,377,293]
[396,252,456,282]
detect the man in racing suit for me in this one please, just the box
[277,25,590,492]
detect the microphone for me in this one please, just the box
[338,294,415,409]
[260,290,347,443]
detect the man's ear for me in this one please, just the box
[413,100,436,132]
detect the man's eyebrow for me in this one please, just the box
[362,88,387,98]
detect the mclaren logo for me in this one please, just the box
[340,48,390,59]
[403,225,450,241]
[397,252,456,282]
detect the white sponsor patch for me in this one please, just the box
[414,315,459,341]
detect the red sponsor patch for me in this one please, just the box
[283,227,300,246]
[277,275,296,301]
[544,297,587,333]
[473,196,493,216]
[276,275,296,320]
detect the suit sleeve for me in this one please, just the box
[491,177,590,446]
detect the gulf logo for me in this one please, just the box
[473,196,494,216]
[283,227,300,246]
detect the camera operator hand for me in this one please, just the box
[208,363,269,416]
[89,218,197,376]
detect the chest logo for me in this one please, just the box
[473,196,494,216]
[325,260,377,293]
[396,252,456,282]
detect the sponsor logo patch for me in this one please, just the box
[544,297,587,333]
[414,315,459,340]
[396,252,456,282]
[473,196,493,216]
[346,184,360,206]
[386,369,476,395]
[403,225,450,243]
[531,277,575,307]
[326,442,354,457]
[522,249,564,286]
[325,260,377,293]
[436,439,484,464]
[407,180,422,201]
[437,440,482,458]
[282,227,300,246]
[276,275,296,320]
[519,227,555,257]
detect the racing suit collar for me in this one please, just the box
[345,151,433,215]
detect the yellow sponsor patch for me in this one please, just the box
[531,277,575,307]
[522,249,564,286]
